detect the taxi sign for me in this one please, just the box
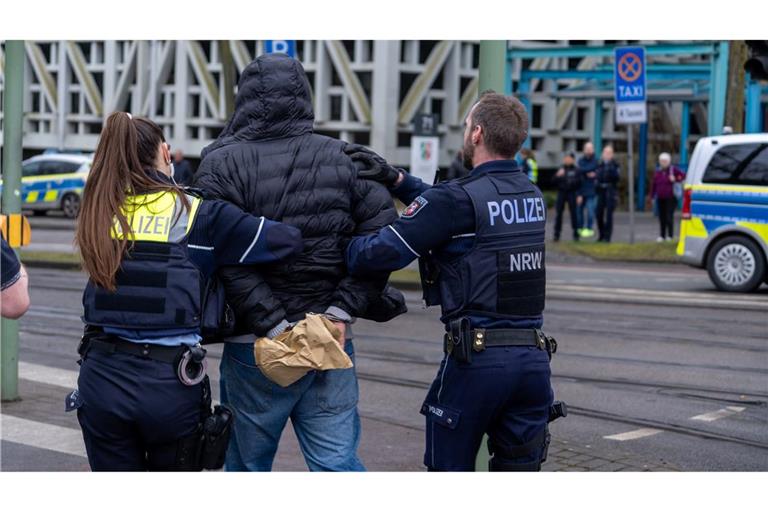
[614,46,647,124]
[0,213,31,248]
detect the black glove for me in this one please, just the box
[344,144,402,187]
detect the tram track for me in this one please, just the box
[351,371,768,452]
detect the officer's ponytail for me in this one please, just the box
[76,112,187,291]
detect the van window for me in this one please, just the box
[702,143,768,185]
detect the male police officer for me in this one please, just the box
[345,91,559,472]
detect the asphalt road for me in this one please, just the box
[3,258,766,471]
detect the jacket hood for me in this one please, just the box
[202,53,314,157]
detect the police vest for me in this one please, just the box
[423,170,546,322]
[526,158,539,184]
[82,191,206,331]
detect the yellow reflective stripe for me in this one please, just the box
[43,190,59,202]
[22,172,85,183]
[25,191,40,203]
[689,184,768,194]
[736,221,768,244]
[113,192,177,242]
[677,218,708,256]
[185,197,202,235]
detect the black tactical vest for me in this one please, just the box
[422,169,547,322]
[82,192,206,331]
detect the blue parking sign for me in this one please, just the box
[265,40,296,58]
[614,46,647,124]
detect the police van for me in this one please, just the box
[677,133,768,292]
[19,153,93,218]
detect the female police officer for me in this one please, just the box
[72,112,303,471]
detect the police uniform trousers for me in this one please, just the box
[76,348,205,471]
[421,345,553,471]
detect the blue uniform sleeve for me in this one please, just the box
[206,200,303,267]
[1,238,22,291]
[391,172,431,205]
[347,183,473,275]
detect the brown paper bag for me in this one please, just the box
[254,314,353,387]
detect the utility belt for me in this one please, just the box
[77,328,234,471]
[443,318,558,364]
[78,330,208,387]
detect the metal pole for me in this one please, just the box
[478,41,508,95]
[1,40,25,402]
[628,124,636,245]
[474,40,508,472]
[680,102,691,168]
[637,122,648,212]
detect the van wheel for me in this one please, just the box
[706,236,765,292]
[61,193,81,219]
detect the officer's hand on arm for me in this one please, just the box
[344,144,404,188]
[346,185,463,276]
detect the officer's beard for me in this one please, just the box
[462,136,475,170]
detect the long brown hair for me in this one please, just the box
[75,112,188,291]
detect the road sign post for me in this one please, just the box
[614,46,647,245]
[2,40,25,402]
[410,113,440,184]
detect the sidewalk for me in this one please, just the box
[546,209,682,244]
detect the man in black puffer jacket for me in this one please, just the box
[194,53,399,472]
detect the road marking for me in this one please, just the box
[690,406,746,422]
[19,361,79,389]
[0,415,86,458]
[547,284,768,311]
[604,428,663,441]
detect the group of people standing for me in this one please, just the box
[550,142,686,243]
[553,142,621,242]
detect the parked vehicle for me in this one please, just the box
[677,134,768,292]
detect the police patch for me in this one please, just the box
[402,196,428,219]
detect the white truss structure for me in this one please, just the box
[0,40,481,167]
[1,40,707,170]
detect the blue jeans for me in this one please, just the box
[577,195,596,230]
[219,341,365,472]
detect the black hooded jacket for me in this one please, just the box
[194,54,398,335]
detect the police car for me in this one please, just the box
[19,153,93,218]
[677,133,768,292]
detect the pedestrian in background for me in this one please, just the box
[173,149,194,186]
[650,152,685,242]
[594,145,620,243]
[520,147,538,183]
[576,141,598,238]
[1,237,30,319]
[444,149,471,181]
[553,152,581,242]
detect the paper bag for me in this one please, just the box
[254,314,353,387]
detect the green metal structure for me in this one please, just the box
[1,40,25,401]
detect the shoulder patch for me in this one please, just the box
[402,196,429,219]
